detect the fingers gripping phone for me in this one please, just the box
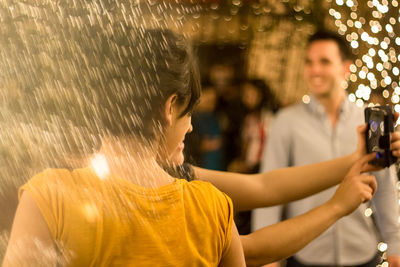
[365,106,397,168]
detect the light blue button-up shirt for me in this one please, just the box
[252,95,400,266]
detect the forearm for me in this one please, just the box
[241,201,342,267]
[242,153,378,266]
[2,239,58,267]
[372,169,400,255]
[2,192,58,267]
[261,152,359,205]
[193,152,358,211]
[193,166,262,211]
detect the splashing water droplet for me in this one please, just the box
[91,154,110,180]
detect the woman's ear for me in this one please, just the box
[164,94,178,126]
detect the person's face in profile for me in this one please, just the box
[162,98,193,166]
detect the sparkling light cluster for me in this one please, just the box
[330,0,400,110]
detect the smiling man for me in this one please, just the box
[253,30,400,267]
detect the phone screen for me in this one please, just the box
[364,106,396,167]
[368,111,385,158]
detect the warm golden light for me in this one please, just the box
[377,242,388,252]
[364,207,373,217]
[91,154,110,180]
[348,93,356,102]
[302,95,310,104]
[82,202,100,223]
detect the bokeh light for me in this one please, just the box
[330,0,400,106]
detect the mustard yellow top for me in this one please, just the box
[20,167,233,266]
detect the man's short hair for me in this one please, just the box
[307,30,354,61]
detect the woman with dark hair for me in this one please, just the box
[228,79,277,235]
[3,26,245,266]
[229,79,278,174]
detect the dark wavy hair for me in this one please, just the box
[4,23,201,142]
[83,28,202,139]
[242,79,279,113]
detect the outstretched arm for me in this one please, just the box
[241,153,378,266]
[218,222,246,267]
[2,192,57,267]
[195,126,400,211]
[194,151,358,211]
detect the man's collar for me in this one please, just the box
[306,93,351,116]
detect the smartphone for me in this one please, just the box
[364,106,397,168]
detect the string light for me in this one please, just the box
[364,207,373,217]
[302,95,310,104]
[331,0,399,106]
[367,72,375,80]
[174,0,399,107]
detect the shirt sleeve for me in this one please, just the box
[19,169,69,240]
[371,166,400,255]
[220,190,234,258]
[252,111,292,231]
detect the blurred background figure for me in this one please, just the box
[229,79,279,235]
[209,64,237,97]
[229,79,278,174]
[209,63,244,170]
[185,85,225,170]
